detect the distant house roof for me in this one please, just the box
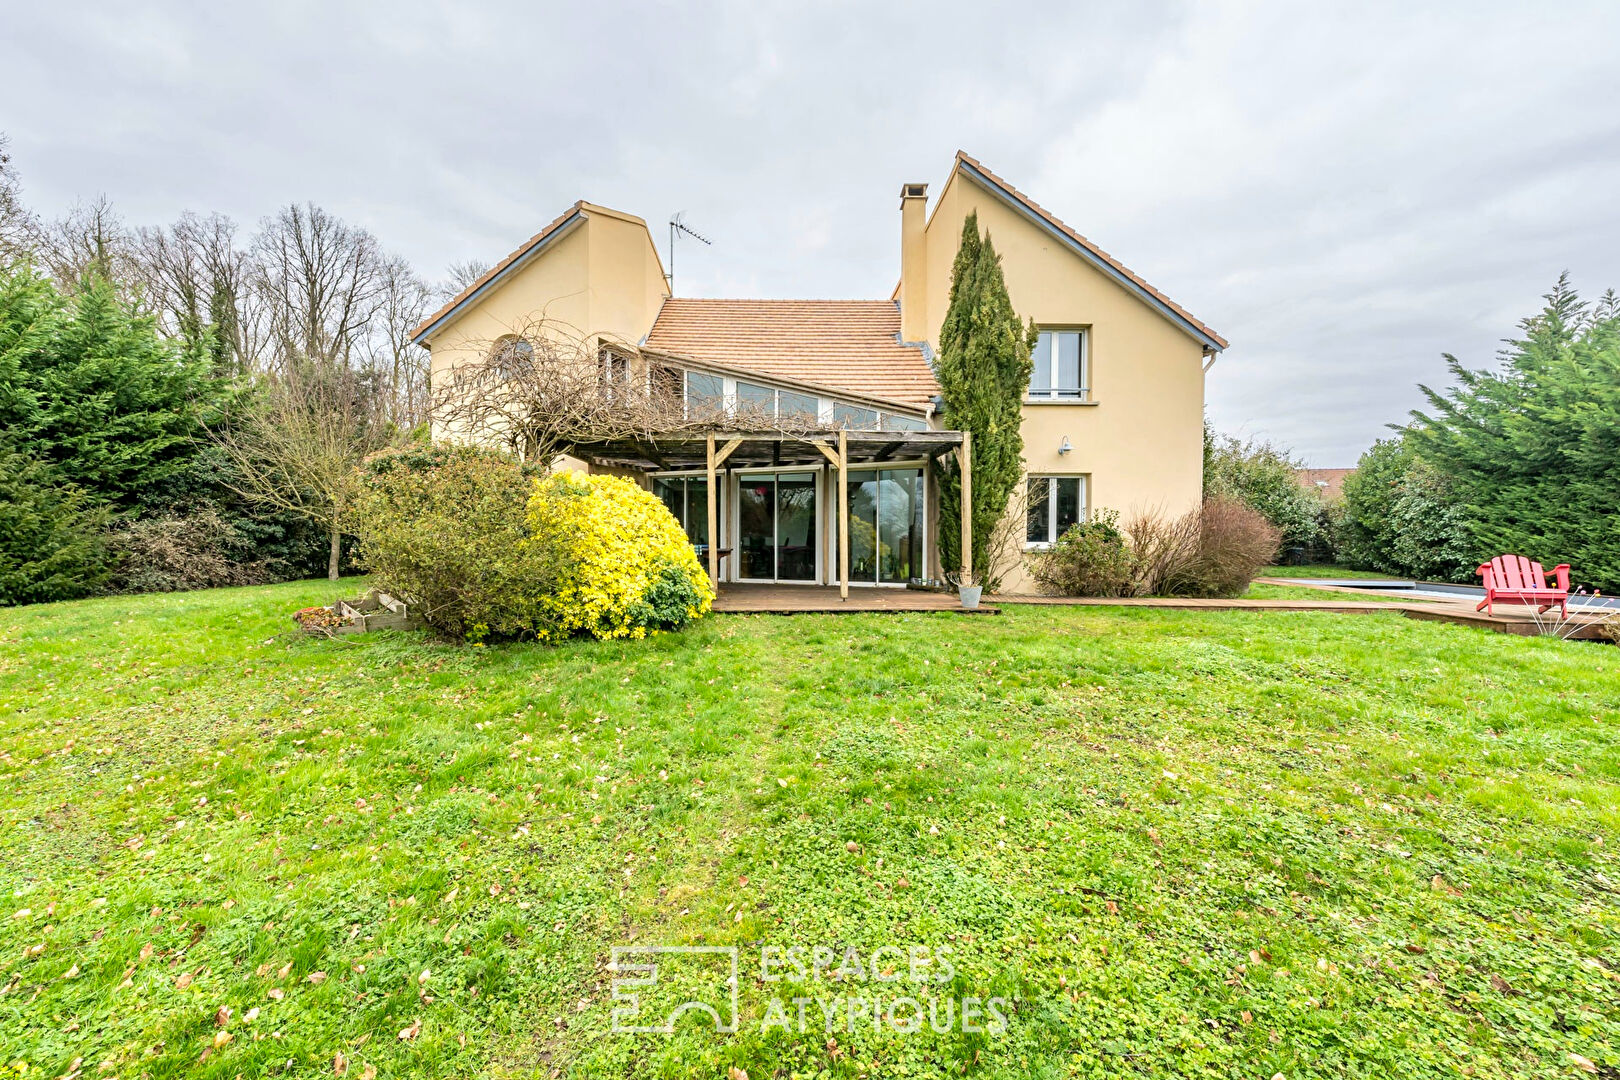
[1297,467,1355,501]
[643,298,939,410]
[953,151,1228,352]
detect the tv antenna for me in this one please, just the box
[666,213,712,294]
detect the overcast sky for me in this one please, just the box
[5,1,1619,464]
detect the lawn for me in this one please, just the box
[2,581,1617,1079]
[1241,583,1415,603]
[1260,564,1406,580]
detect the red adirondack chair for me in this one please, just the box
[1476,554,1570,617]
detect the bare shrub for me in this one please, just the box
[107,508,280,594]
[1191,497,1281,596]
[1122,505,1201,597]
[1123,498,1279,597]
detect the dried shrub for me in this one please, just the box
[1123,498,1279,598]
[106,508,279,594]
[1028,509,1137,597]
[1190,497,1282,597]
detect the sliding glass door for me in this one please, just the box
[841,468,924,585]
[737,472,818,582]
[652,476,716,561]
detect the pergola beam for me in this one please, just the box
[838,429,850,601]
[705,433,719,588]
[958,430,973,588]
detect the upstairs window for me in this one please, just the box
[685,372,724,418]
[735,381,775,420]
[880,413,926,432]
[777,389,818,425]
[599,348,630,398]
[834,403,878,430]
[1029,329,1087,400]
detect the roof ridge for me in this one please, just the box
[954,152,1227,351]
[410,200,587,343]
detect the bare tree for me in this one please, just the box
[0,133,38,264]
[209,362,398,580]
[134,212,264,371]
[437,259,490,302]
[430,319,789,468]
[252,203,389,372]
[367,255,433,429]
[38,195,138,292]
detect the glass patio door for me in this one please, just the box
[841,468,924,585]
[737,472,818,582]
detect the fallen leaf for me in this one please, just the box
[728,1068,749,1080]
[214,1005,231,1026]
[1403,944,1426,954]
[418,969,431,985]
[142,944,155,961]
[8,908,29,921]
[398,1018,421,1041]
[278,962,292,979]
[213,1030,233,1048]
[360,1066,376,1080]
[243,1007,260,1022]
[267,988,285,1000]
[333,1050,348,1075]
[441,888,458,904]
[61,964,80,980]
[1570,1053,1597,1073]
[175,972,194,989]
[1489,973,1515,995]
[1240,1010,1253,1024]
[307,971,328,984]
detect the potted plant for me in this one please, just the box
[958,574,982,610]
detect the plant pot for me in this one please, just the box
[959,585,983,610]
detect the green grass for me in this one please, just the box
[1261,564,1405,580]
[1242,583,1416,602]
[2,581,1617,1079]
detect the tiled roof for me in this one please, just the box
[956,152,1228,351]
[410,203,585,343]
[644,299,939,410]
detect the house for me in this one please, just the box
[1296,467,1354,502]
[412,151,1224,594]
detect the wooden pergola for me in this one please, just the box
[562,428,973,599]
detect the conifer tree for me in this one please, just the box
[933,212,1036,585]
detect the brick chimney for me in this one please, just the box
[899,183,928,344]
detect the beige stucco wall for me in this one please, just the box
[423,204,670,453]
[916,169,1210,593]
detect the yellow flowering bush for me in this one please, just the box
[526,472,714,641]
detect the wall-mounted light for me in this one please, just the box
[1058,436,1073,456]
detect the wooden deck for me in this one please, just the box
[712,584,998,614]
[708,581,1614,640]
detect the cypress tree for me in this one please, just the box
[933,212,1036,585]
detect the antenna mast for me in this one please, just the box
[666,212,712,295]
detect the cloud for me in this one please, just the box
[4,0,1618,463]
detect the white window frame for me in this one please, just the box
[673,368,927,430]
[1024,474,1088,549]
[1028,328,1089,401]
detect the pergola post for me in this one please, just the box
[705,433,719,588]
[958,430,973,587]
[838,429,850,600]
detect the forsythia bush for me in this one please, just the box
[526,473,713,641]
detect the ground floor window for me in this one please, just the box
[653,476,712,551]
[1026,475,1086,546]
